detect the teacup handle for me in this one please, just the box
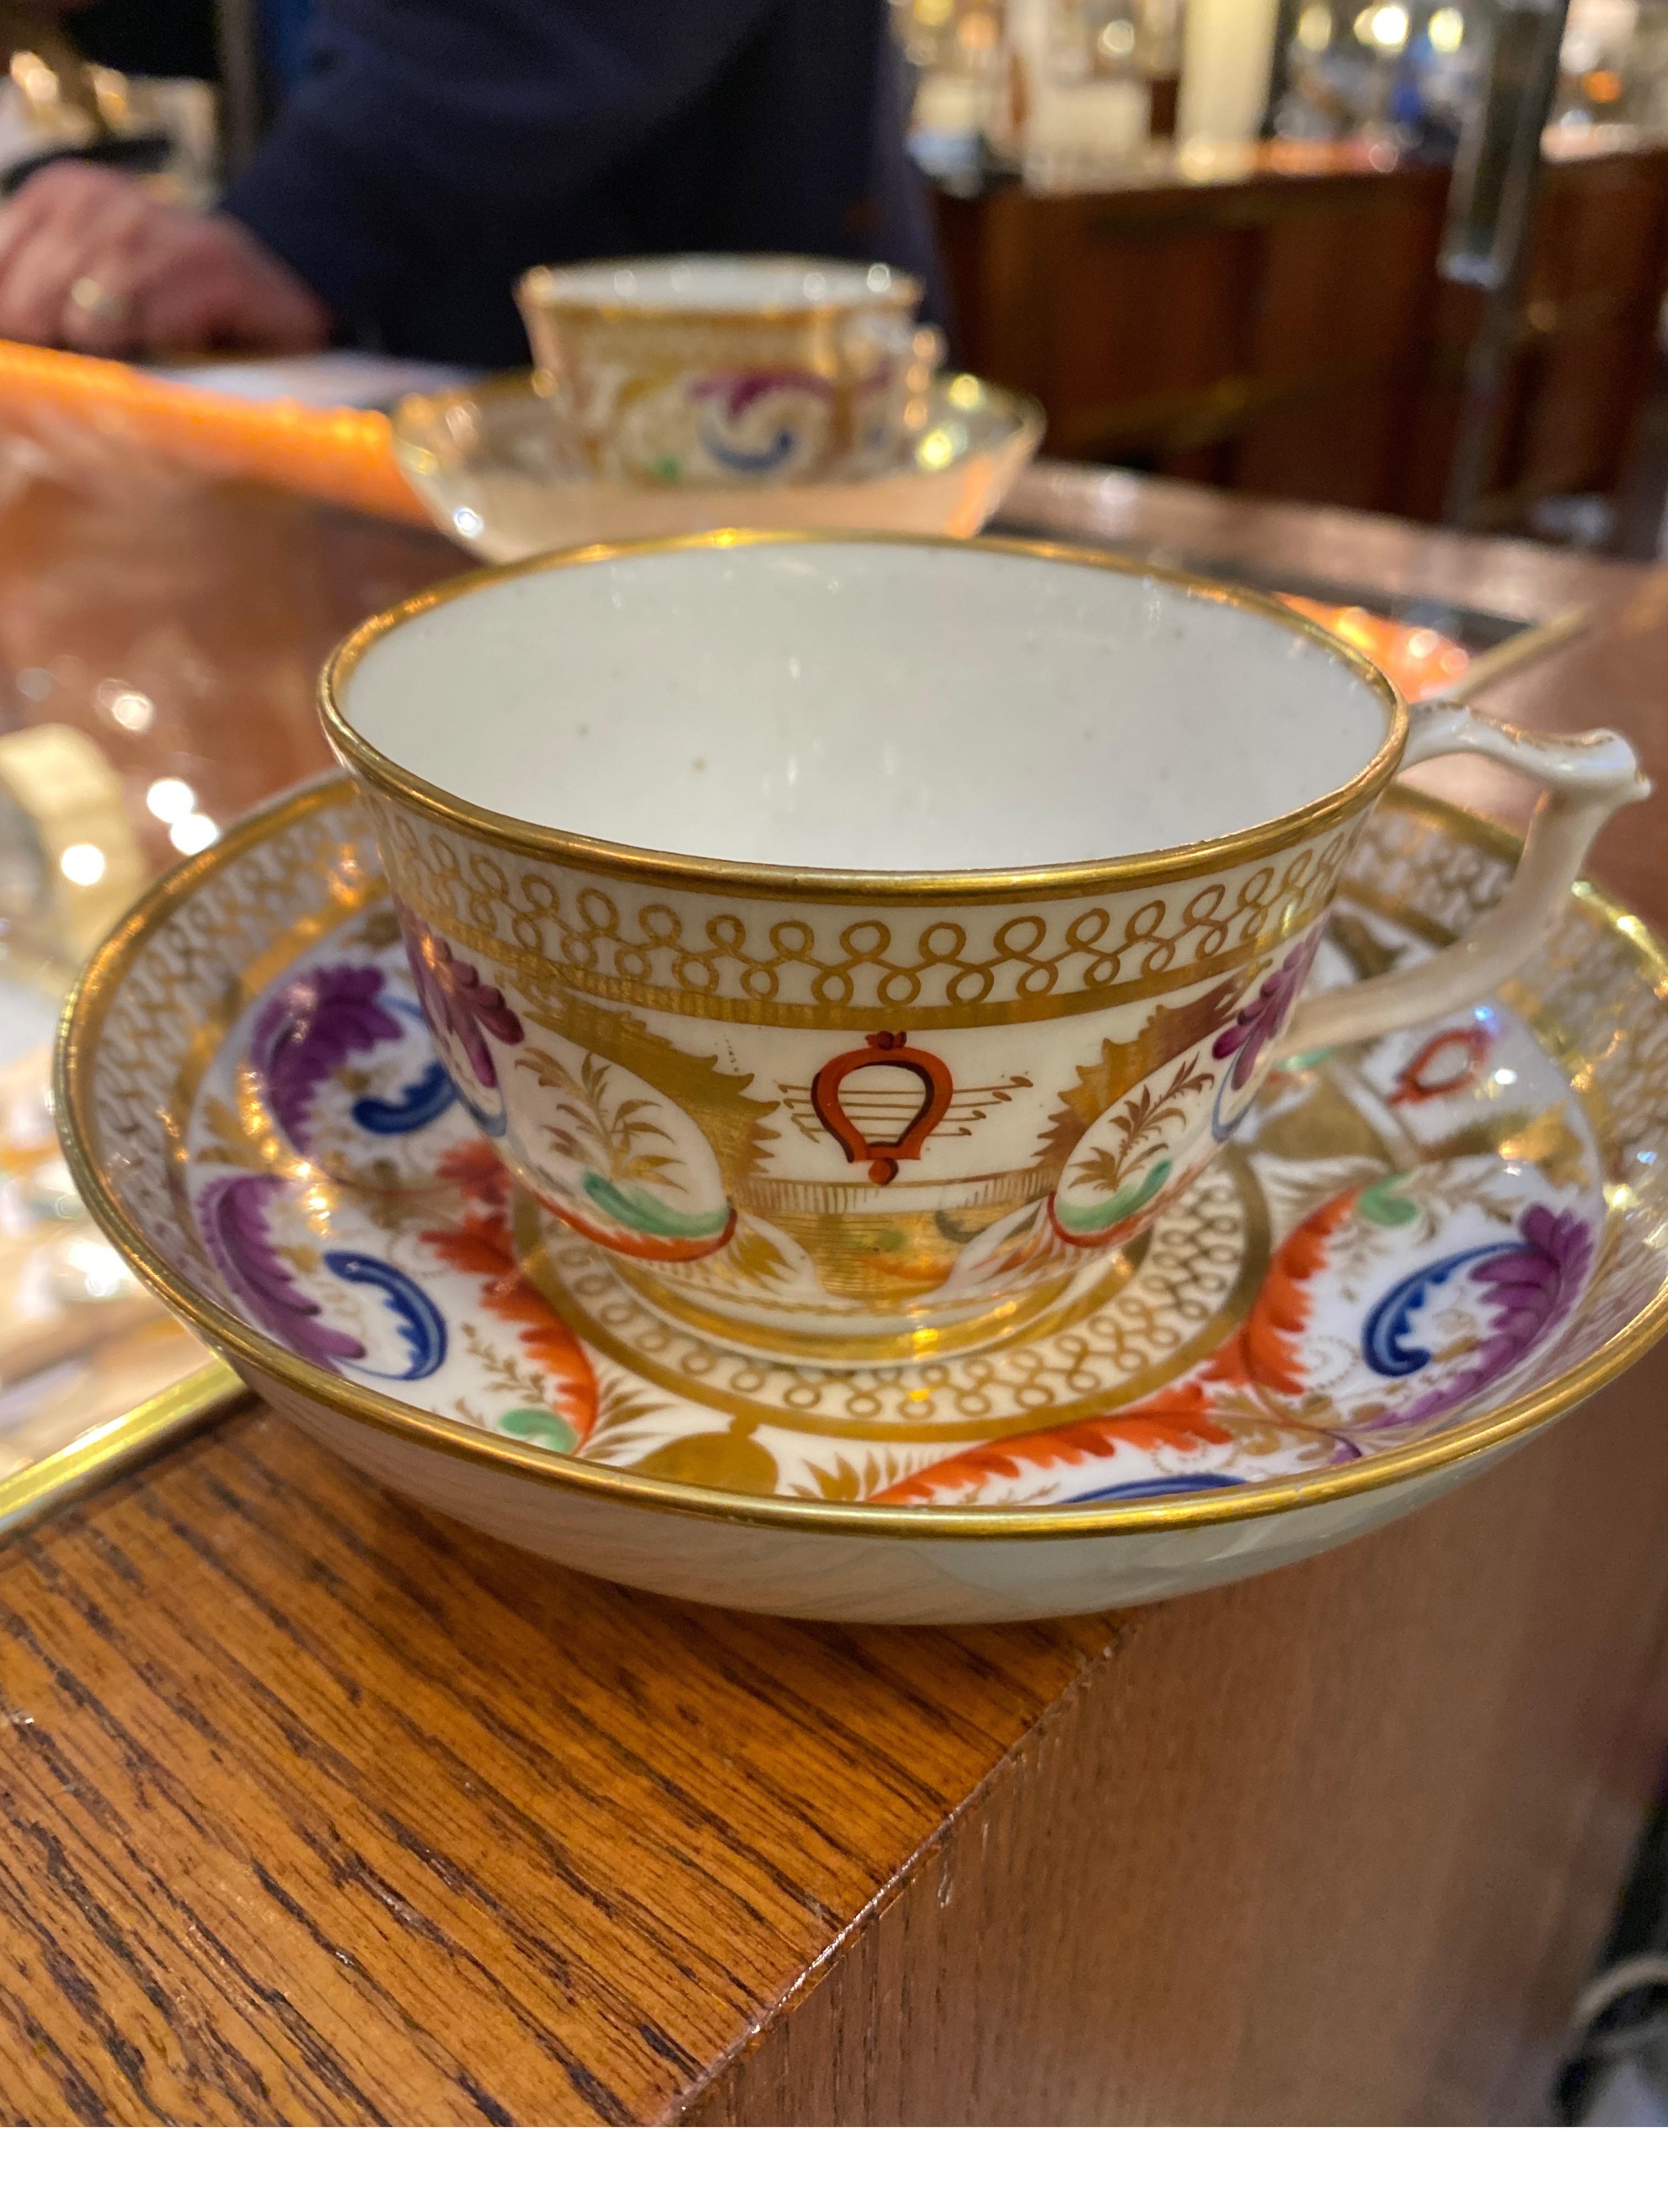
[1282,701,1650,1059]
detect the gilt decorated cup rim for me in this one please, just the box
[318,529,1409,905]
[515,254,926,325]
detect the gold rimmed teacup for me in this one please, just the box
[318,530,1646,1368]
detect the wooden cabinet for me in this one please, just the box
[940,138,1668,529]
[1403,140,1668,527]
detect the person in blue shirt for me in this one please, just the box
[0,0,937,364]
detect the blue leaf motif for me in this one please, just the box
[1361,1241,1516,1379]
[1067,1472,1248,1505]
[1364,1204,1593,1426]
[457,1089,508,1137]
[700,423,798,473]
[322,1251,447,1381]
[351,1060,457,1136]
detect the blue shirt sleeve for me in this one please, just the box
[258,0,317,92]
[222,0,781,325]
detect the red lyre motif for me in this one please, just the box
[809,1030,955,1185]
[1388,1023,1492,1106]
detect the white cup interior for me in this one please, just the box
[340,538,1392,872]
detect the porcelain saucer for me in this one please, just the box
[57,777,1668,1622]
[390,372,1045,563]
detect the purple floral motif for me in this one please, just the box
[1366,1203,1594,1428]
[688,368,828,421]
[1212,927,1324,1096]
[251,964,402,1151]
[197,1174,366,1367]
[395,902,524,1092]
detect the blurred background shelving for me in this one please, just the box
[901,0,1668,552]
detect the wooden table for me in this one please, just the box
[3,455,1667,2125]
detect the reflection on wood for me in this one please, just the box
[0,448,457,1504]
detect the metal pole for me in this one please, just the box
[1440,0,1570,529]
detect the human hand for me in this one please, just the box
[0,162,332,356]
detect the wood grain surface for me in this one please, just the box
[0,1409,1112,2123]
[3,460,1667,2123]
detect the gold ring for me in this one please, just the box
[67,275,127,322]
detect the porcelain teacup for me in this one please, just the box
[515,256,940,488]
[321,532,1645,1366]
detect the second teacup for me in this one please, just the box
[321,533,1644,1366]
[515,255,939,487]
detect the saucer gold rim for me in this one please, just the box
[317,529,1408,907]
[54,773,1668,1544]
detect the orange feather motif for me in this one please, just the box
[425,1143,598,1445]
[869,1383,1232,1504]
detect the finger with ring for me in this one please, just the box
[67,275,129,322]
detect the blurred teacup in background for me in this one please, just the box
[515,255,942,487]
